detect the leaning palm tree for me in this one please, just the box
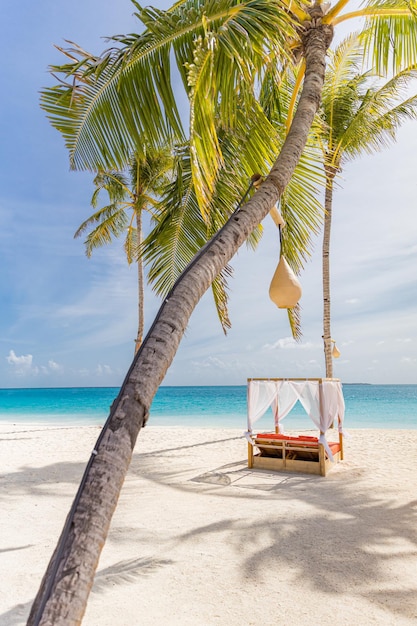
[30,2,417,624]
[318,33,417,376]
[75,146,173,352]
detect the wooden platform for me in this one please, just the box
[247,434,343,477]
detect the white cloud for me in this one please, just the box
[401,356,416,364]
[345,298,359,304]
[6,350,63,378]
[6,350,38,376]
[263,337,317,351]
[6,349,31,367]
[95,364,113,376]
[191,356,228,370]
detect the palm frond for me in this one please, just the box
[322,32,367,148]
[142,146,208,296]
[186,33,223,218]
[124,225,139,265]
[211,267,233,333]
[79,206,129,256]
[141,144,239,332]
[335,68,417,162]
[130,145,174,195]
[92,170,131,205]
[279,146,324,274]
[40,0,295,174]
[74,204,127,238]
[287,303,302,342]
[76,146,175,262]
[360,0,417,75]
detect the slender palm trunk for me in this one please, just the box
[135,208,145,353]
[323,167,335,377]
[28,20,333,626]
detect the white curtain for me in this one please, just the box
[291,381,321,427]
[320,380,345,432]
[247,379,345,441]
[273,382,300,426]
[247,380,310,432]
[247,380,281,431]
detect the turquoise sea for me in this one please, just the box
[0,384,416,429]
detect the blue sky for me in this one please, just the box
[1,1,416,389]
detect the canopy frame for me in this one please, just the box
[246,377,345,473]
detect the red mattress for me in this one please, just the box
[255,433,341,453]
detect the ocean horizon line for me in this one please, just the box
[1,382,415,391]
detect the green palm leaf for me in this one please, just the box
[40,0,295,180]
[360,0,417,75]
[75,204,130,256]
[341,69,417,160]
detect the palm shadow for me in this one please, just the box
[92,556,174,594]
[3,432,417,623]
[127,441,417,621]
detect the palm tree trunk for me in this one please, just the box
[27,20,333,626]
[323,167,335,377]
[135,208,145,353]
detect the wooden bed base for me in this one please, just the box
[247,434,343,477]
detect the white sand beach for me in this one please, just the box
[1,423,417,625]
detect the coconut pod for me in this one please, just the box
[332,343,341,358]
[269,256,302,309]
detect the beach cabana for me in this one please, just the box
[246,378,345,476]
